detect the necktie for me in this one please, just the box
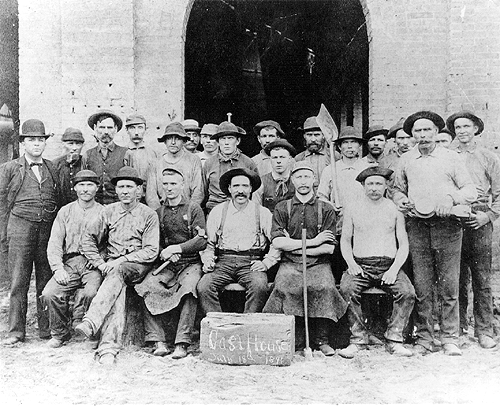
[30,162,42,182]
[275,179,288,197]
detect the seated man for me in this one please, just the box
[339,167,415,358]
[263,162,347,356]
[75,167,159,365]
[135,168,207,359]
[198,168,279,314]
[41,170,103,348]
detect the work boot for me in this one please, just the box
[338,344,363,359]
[153,341,171,357]
[318,344,335,357]
[47,334,71,348]
[75,320,93,339]
[412,344,430,356]
[386,341,412,357]
[172,343,188,359]
[443,343,462,356]
[478,335,496,349]
[2,336,23,346]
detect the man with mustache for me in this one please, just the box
[361,125,389,166]
[181,119,201,154]
[83,110,128,205]
[198,167,279,314]
[40,170,103,348]
[196,123,219,167]
[379,118,415,171]
[448,111,500,349]
[146,122,203,209]
[75,167,159,364]
[0,119,61,345]
[52,127,86,206]
[252,120,286,176]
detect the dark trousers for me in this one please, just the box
[294,317,330,350]
[40,255,102,340]
[340,270,415,344]
[144,294,197,345]
[7,214,53,339]
[407,217,462,349]
[459,222,494,337]
[197,254,268,314]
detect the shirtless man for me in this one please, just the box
[339,166,415,358]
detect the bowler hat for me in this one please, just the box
[200,123,218,136]
[301,116,321,132]
[162,166,184,179]
[87,110,123,131]
[363,125,389,141]
[253,120,285,138]
[219,167,261,197]
[264,139,297,157]
[111,166,144,186]
[73,170,99,186]
[212,121,247,140]
[61,127,84,143]
[387,118,406,139]
[446,111,484,136]
[181,119,201,132]
[356,166,393,183]
[403,111,445,135]
[125,114,147,127]
[19,119,50,139]
[334,126,364,144]
[291,161,315,176]
[157,122,189,143]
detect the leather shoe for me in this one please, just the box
[172,343,188,359]
[338,344,363,359]
[2,336,23,346]
[478,335,496,349]
[318,344,335,357]
[443,343,462,356]
[386,341,412,357]
[153,341,171,357]
[413,344,430,356]
[75,320,93,339]
[47,336,69,348]
[98,353,116,365]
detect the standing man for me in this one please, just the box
[181,119,201,154]
[338,167,415,358]
[198,168,279,314]
[40,170,103,348]
[202,121,258,213]
[197,123,219,167]
[84,109,128,205]
[393,111,477,356]
[379,118,415,171]
[264,162,347,356]
[75,167,159,364]
[0,119,61,345]
[135,167,207,359]
[146,122,203,210]
[252,120,285,176]
[435,128,454,149]
[253,139,296,213]
[361,125,389,166]
[52,127,86,206]
[447,110,500,349]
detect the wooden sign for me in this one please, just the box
[200,312,295,366]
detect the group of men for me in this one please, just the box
[0,107,497,365]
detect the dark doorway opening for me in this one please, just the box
[185,0,368,156]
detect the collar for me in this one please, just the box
[228,199,254,215]
[410,143,441,159]
[454,140,477,154]
[291,194,316,206]
[338,157,362,170]
[24,155,43,167]
[163,196,187,208]
[117,201,140,214]
[99,141,116,152]
[128,141,146,150]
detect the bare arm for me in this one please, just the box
[340,209,364,276]
[381,211,409,285]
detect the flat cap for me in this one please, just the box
[61,127,84,143]
[264,139,297,157]
[291,161,315,175]
[356,166,393,183]
[125,114,147,127]
[111,166,144,186]
[253,120,285,137]
[446,111,484,136]
[161,166,184,179]
[73,170,99,186]
[403,111,445,135]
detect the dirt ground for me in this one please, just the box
[1,284,499,405]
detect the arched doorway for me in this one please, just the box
[185,0,369,156]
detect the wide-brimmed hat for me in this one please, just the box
[219,167,261,196]
[446,111,484,136]
[334,126,364,144]
[111,166,144,186]
[73,170,99,186]
[125,114,147,127]
[291,161,315,176]
[212,121,247,140]
[387,118,406,139]
[403,111,445,135]
[157,122,189,143]
[253,120,285,138]
[61,127,84,143]
[264,139,297,157]
[87,109,123,131]
[363,125,389,141]
[356,166,393,183]
[301,116,321,132]
[19,119,50,139]
[181,119,201,132]
[200,123,218,136]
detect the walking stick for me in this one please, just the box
[302,228,313,359]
